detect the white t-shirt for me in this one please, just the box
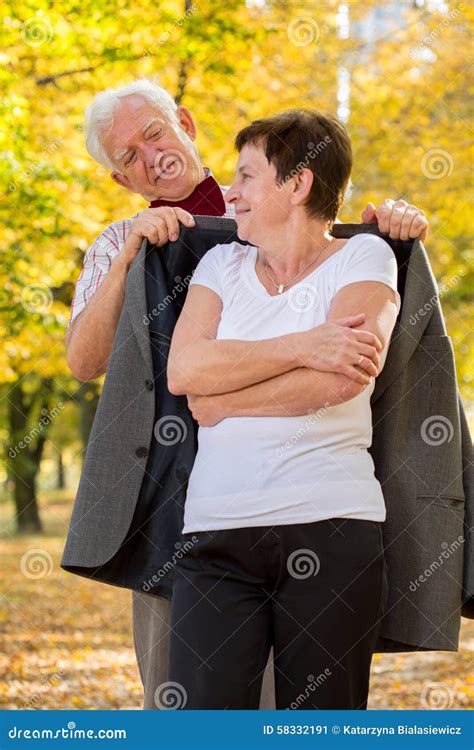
[182,234,400,534]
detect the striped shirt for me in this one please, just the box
[68,175,234,328]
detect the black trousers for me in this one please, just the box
[169,518,388,710]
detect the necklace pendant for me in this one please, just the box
[277,284,285,294]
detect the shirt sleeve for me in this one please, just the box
[68,222,127,328]
[188,244,224,299]
[333,234,401,311]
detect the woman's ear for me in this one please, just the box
[291,167,314,206]
[177,105,198,140]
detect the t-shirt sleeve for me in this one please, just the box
[189,244,224,299]
[333,235,401,311]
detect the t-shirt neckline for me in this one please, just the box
[243,236,360,299]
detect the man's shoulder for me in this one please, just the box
[86,213,139,257]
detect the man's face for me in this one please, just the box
[101,95,203,202]
[225,143,292,247]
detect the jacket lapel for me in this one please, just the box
[124,239,153,374]
[372,239,438,404]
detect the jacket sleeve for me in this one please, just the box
[459,395,474,619]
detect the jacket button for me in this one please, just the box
[135,446,148,458]
[145,379,154,391]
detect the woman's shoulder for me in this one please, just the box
[339,232,395,258]
[331,232,397,272]
[200,240,253,270]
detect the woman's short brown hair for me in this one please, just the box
[235,109,352,223]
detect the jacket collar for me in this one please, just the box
[372,238,438,403]
[125,239,153,374]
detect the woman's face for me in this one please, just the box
[225,144,293,247]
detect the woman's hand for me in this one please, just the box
[187,393,227,427]
[295,313,382,385]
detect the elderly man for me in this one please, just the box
[65,78,429,709]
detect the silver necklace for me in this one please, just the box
[263,236,335,294]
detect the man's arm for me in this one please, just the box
[66,251,131,381]
[66,207,195,381]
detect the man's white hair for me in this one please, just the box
[85,78,179,170]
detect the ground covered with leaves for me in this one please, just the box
[1,492,473,710]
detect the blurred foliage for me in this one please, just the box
[0,1,472,523]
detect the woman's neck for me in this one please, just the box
[257,218,334,281]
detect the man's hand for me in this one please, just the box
[187,393,227,427]
[295,313,382,384]
[121,207,195,268]
[361,199,428,241]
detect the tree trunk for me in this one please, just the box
[7,379,52,534]
[56,450,65,489]
[78,381,101,460]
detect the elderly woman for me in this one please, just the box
[167,109,400,710]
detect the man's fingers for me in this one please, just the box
[387,200,409,239]
[373,199,395,235]
[399,208,419,241]
[409,212,428,241]
[175,208,196,226]
[164,213,181,242]
[360,202,377,223]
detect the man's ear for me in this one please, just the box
[176,105,197,140]
[111,171,133,191]
[291,167,314,206]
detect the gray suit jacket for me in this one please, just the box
[62,220,473,652]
